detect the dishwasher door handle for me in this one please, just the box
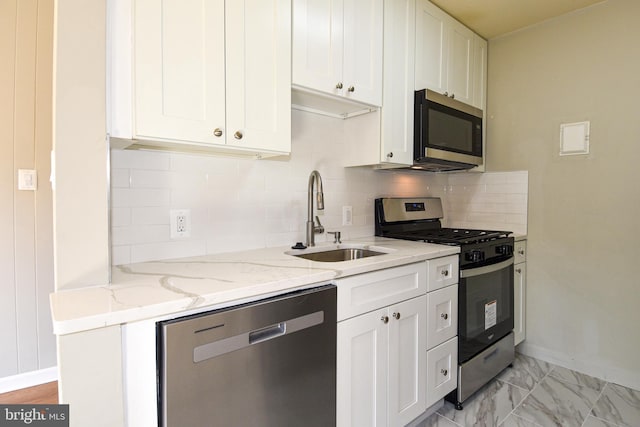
[193,311,324,363]
[249,322,286,345]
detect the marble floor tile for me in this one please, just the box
[497,353,554,391]
[437,379,528,427]
[500,413,542,427]
[581,415,622,427]
[415,413,463,427]
[547,365,606,392]
[513,375,601,427]
[590,383,640,427]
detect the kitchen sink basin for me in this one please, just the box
[286,244,392,262]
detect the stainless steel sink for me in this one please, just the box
[291,248,386,262]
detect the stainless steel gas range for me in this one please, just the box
[375,197,515,410]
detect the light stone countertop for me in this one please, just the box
[50,237,459,335]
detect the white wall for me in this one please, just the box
[487,0,640,390]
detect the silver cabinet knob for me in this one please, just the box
[441,368,448,376]
[381,315,389,324]
[387,152,393,158]
[450,93,455,99]
[234,131,243,140]
[443,91,449,97]
[347,86,355,92]
[392,312,401,320]
[336,82,343,89]
[518,248,525,255]
[516,268,522,274]
[213,128,223,137]
[441,269,449,277]
[441,313,448,320]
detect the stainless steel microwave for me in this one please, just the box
[413,89,483,171]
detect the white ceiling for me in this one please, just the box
[429,0,605,39]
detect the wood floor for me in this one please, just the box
[0,381,58,404]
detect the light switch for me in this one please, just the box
[18,169,38,191]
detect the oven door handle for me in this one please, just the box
[460,257,514,278]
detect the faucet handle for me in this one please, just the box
[314,216,325,234]
[328,231,341,244]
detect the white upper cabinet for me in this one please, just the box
[380,0,416,166]
[472,35,488,111]
[292,0,383,107]
[415,0,486,110]
[109,0,291,156]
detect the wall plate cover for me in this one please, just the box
[18,169,38,190]
[560,121,590,156]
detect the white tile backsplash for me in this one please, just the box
[110,110,528,264]
[443,170,528,234]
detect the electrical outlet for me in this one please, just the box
[342,206,353,226]
[170,209,191,239]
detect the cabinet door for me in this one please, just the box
[426,284,458,350]
[471,35,487,110]
[292,0,344,97]
[415,0,448,93]
[342,0,383,106]
[134,0,225,144]
[337,308,388,427]
[380,0,415,166]
[426,255,458,292]
[447,23,474,105]
[225,0,291,153]
[426,337,458,408]
[514,262,526,346]
[388,296,427,427]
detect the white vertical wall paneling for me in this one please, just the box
[0,0,56,379]
[13,0,40,373]
[0,0,20,378]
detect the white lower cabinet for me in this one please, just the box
[336,257,460,426]
[337,295,426,427]
[514,240,527,345]
[426,284,458,350]
[426,337,458,408]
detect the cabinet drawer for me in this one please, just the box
[515,240,526,264]
[336,263,426,321]
[426,337,458,408]
[426,255,458,291]
[426,284,458,350]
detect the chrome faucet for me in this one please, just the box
[306,170,325,246]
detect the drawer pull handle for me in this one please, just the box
[381,316,389,324]
[213,128,223,137]
[516,268,522,274]
[441,270,449,277]
[441,368,448,376]
[392,312,401,320]
[441,313,448,320]
[518,248,525,255]
[336,82,343,89]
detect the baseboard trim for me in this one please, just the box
[0,367,59,394]
[517,342,640,391]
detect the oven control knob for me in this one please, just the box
[465,250,485,262]
[495,245,513,256]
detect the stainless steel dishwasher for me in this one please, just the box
[157,285,337,427]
